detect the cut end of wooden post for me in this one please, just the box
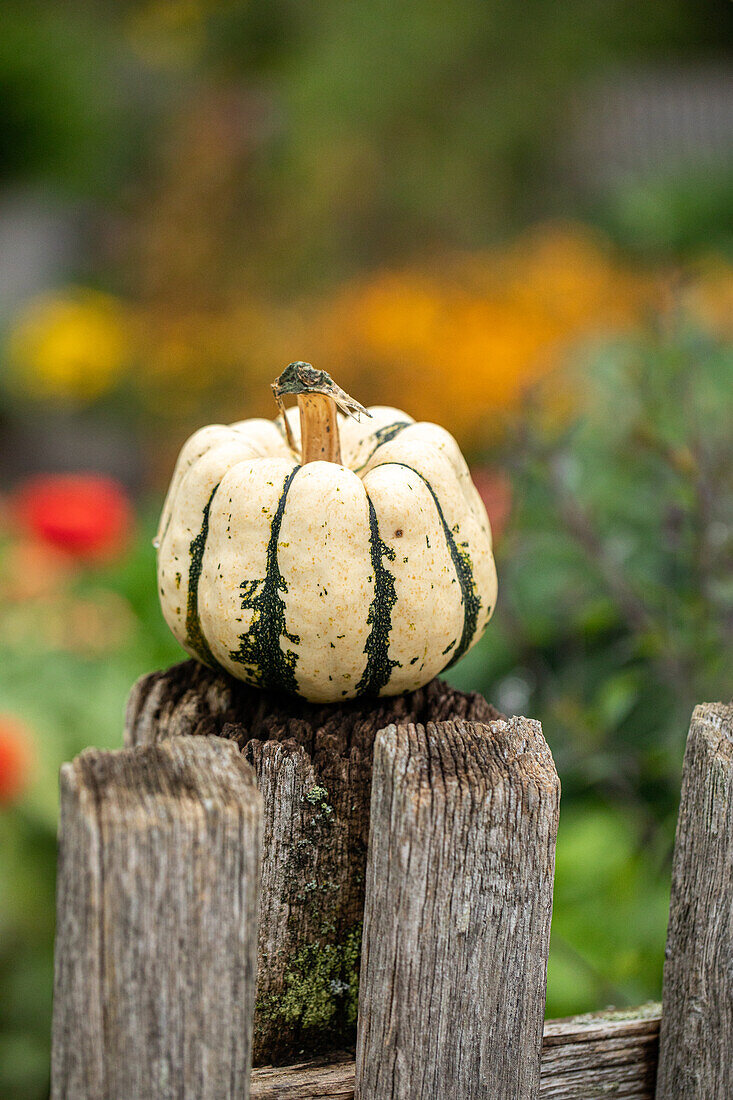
[376,715,560,805]
[64,735,262,818]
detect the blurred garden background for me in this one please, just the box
[1,1,732,1095]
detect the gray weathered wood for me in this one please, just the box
[250,1006,661,1099]
[541,1005,660,1098]
[51,736,263,1100]
[355,717,560,1100]
[251,1052,356,1099]
[655,701,733,1100]
[125,659,500,1064]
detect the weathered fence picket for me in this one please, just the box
[355,718,560,1099]
[655,701,733,1100]
[51,736,262,1100]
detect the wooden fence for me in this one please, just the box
[50,699,732,1099]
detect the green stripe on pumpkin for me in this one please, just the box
[351,421,412,473]
[379,462,482,670]
[229,465,301,693]
[185,483,223,669]
[356,493,399,697]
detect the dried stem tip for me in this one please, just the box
[271,361,370,465]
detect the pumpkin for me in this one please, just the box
[155,363,497,702]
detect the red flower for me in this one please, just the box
[13,474,133,561]
[471,467,512,542]
[0,717,34,807]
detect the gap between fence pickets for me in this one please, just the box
[249,1004,662,1100]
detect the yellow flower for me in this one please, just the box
[9,290,129,402]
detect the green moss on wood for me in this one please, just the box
[255,778,365,1057]
[256,927,362,1036]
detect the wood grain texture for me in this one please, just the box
[125,660,500,1064]
[655,701,733,1100]
[251,1052,356,1099]
[355,718,560,1100]
[541,1006,660,1098]
[51,736,262,1100]
[250,1007,661,1099]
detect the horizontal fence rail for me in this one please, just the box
[250,1006,662,1100]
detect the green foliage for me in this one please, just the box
[4,0,727,276]
[206,0,718,278]
[597,165,733,259]
[0,812,56,1100]
[547,805,670,1016]
[449,318,732,1015]
[0,3,128,193]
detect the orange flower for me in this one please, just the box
[0,716,34,807]
[12,474,133,561]
[302,222,656,446]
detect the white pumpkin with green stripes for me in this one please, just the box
[155,363,497,702]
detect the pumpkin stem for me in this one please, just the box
[298,392,342,463]
[271,361,370,465]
